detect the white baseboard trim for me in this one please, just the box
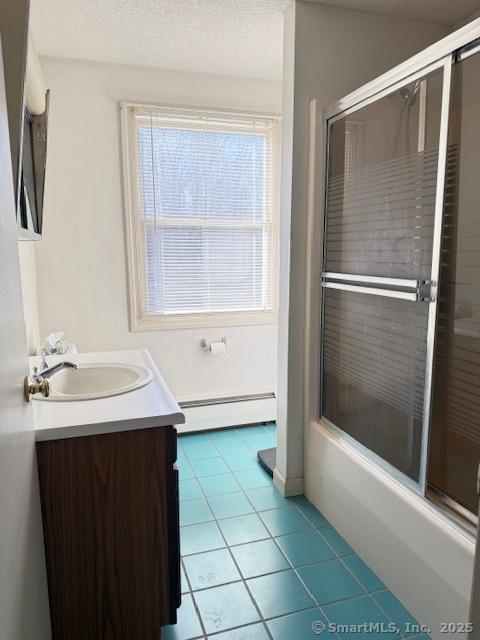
[176,397,276,433]
[273,467,304,497]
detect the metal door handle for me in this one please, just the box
[321,273,436,303]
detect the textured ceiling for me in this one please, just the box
[30,0,480,81]
[30,0,291,81]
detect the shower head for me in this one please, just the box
[399,80,421,106]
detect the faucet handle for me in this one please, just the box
[40,352,49,370]
[32,366,41,382]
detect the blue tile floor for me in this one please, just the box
[164,424,429,640]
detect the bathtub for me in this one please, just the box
[305,420,475,639]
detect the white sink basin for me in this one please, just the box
[34,362,153,401]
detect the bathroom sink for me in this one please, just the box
[34,362,153,401]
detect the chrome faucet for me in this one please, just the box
[33,361,78,382]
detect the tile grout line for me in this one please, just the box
[180,426,353,639]
[180,508,412,637]
[182,426,335,638]
[179,434,223,640]
[188,425,334,638]
[178,426,422,640]
[326,546,415,639]
[187,475,217,640]
[212,432,277,640]
[262,502,350,640]
[184,427,275,640]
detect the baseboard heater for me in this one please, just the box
[177,392,276,433]
[179,391,275,409]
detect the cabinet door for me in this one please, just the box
[37,426,179,640]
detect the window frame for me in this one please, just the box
[121,102,280,331]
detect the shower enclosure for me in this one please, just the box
[320,33,480,527]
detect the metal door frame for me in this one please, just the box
[318,54,454,494]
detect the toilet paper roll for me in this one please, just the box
[209,341,226,355]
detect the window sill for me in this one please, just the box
[130,309,277,331]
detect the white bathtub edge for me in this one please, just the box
[305,420,475,639]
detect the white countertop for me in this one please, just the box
[31,349,185,441]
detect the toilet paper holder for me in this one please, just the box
[201,336,228,350]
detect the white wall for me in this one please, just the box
[18,241,41,354]
[35,57,281,404]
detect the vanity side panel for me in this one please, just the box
[166,427,181,619]
[36,426,178,640]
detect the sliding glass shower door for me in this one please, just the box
[428,48,480,515]
[321,63,449,486]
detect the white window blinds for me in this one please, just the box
[122,105,278,329]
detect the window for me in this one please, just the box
[121,104,279,330]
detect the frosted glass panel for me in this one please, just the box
[322,289,429,481]
[429,51,480,514]
[325,69,443,280]
[321,66,447,484]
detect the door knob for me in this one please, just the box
[24,376,50,402]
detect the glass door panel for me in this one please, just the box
[323,289,429,481]
[428,50,480,514]
[325,68,443,279]
[321,64,447,485]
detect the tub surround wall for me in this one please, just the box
[34,57,280,417]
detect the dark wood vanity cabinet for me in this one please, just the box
[36,426,180,640]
